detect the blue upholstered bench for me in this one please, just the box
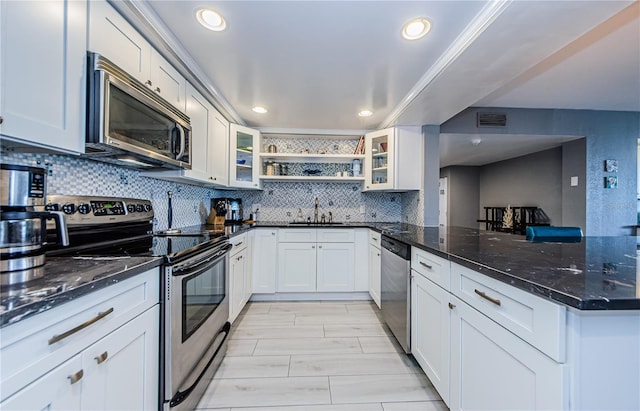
[526,226,583,242]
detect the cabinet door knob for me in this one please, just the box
[145,80,152,86]
[311,245,315,249]
[318,245,322,249]
[95,351,108,364]
[155,87,161,93]
[0,116,3,124]
[68,369,84,385]
[448,302,456,310]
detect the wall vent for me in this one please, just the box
[477,112,507,127]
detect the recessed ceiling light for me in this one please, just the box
[402,18,431,40]
[358,110,373,117]
[196,8,226,31]
[252,106,268,114]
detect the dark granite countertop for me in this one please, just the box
[0,256,162,327]
[226,221,640,310]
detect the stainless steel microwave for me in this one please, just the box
[85,52,191,169]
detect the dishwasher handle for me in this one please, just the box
[381,236,411,260]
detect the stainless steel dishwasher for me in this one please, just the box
[380,235,411,353]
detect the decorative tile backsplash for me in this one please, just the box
[224,182,401,223]
[261,135,360,155]
[2,150,423,227]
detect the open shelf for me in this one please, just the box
[259,175,365,183]
[259,153,364,164]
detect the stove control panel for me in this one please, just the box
[44,195,153,226]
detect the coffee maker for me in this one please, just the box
[211,198,243,225]
[0,164,69,284]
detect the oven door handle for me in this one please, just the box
[169,321,231,408]
[172,244,232,276]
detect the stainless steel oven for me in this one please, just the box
[43,195,233,411]
[163,239,232,411]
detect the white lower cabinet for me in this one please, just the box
[277,242,317,292]
[1,355,83,410]
[229,234,249,322]
[316,242,355,291]
[368,230,381,307]
[0,269,159,411]
[252,229,278,294]
[3,307,158,411]
[411,271,451,406]
[277,229,356,293]
[449,294,566,411]
[80,307,158,410]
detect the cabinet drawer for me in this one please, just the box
[230,233,248,255]
[369,230,381,248]
[317,229,354,243]
[451,263,566,362]
[0,268,159,399]
[411,247,450,290]
[278,228,317,242]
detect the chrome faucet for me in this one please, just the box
[328,211,333,224]
[314,197,319,223]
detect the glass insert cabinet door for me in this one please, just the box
[229,124,261,189]
[365,128,394,191]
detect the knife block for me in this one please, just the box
[206,209,226,226]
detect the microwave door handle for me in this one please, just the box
[175,123,186,160]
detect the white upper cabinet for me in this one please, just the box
[184,84,228,185]
[89,0,186,111]
[364,127,422,191]
[89,0,150,82]
[209,110,230,186]
[0,0,87,153]
[142,84,229,186]
[230,124,261,189]
[149,51,187,112]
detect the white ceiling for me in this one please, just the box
[124,0,640,166]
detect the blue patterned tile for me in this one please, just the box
[2,145,422,228]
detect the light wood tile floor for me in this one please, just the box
[196,301,448,411]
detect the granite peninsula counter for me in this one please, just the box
[245,222,640,310]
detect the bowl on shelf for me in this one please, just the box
[236,159,246,165]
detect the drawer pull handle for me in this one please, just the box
[68,369,84,385]
[474,289,501,306]
[95,351,108,364]
[419,261,433,270]
[234,241,243,247]
[48,308,114,345]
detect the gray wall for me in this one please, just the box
[562,138,587,230]
[441,108,640,235]
[440,166,480,228]
[479,147,563,226]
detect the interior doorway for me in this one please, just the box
[439,177,448,228]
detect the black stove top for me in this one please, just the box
[43,196,229,263]
[50,227,228,263]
